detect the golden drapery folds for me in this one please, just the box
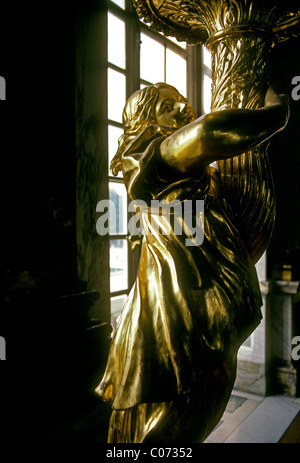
[95,0,299,443]
[97,123,263,442]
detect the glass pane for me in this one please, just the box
[108,125,123,177]
[108,13,126,69]
[140,33,164,83]
[166,48,187,97]
[203,46,211,69]
[110,239,128,292]
[255,251,266,281]
[242,335,252,348]
[109,182,127,235]
[108,68,126,123]
[203,74,212,114]
[111,294,127,326]
[110,0,125,8]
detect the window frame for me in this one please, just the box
[106,0,207,324]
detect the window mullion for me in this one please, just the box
[126,9,140,97]
[106,3,206,321]
[164,44,167,83]
[190,44,203,115]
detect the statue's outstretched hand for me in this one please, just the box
[264,86,290,131]
[265,86,289,107]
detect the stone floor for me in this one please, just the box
[204,389,300,443]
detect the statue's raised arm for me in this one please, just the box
[160,87,289,172]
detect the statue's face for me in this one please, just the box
[155,87,196,128]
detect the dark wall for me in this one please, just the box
[2,6,78,299]
[268,37,300,280]
[1,1,111,443]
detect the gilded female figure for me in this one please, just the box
[96,82,289,443]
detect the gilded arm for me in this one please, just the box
[160,91,289,173]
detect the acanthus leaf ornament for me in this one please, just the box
[132,1,300,46]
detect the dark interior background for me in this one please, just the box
[0,0,299,443]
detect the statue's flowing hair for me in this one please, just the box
[110,82,179,176]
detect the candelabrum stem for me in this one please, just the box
[208,32,275,262]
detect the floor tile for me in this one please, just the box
[205,391,300,443]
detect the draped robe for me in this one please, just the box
[96,125,262,415]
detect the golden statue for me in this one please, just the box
[96,82,289,442]
[96,0,299,443]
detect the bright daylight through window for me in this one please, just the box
[106,0,211,326]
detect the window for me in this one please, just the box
[106,1,207,326]
[202,46,212,114]
[140,32,189,97]
[111,0,125,8]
